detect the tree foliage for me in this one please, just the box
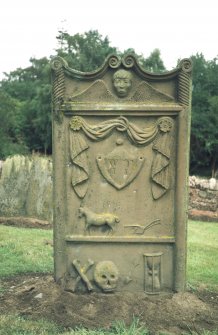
[140,48,166,73]
[0,90,27,158]
[190,54,218,176]
[1,57,52,155]
[56,30,117,71]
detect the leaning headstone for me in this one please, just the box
[51,54,192,293]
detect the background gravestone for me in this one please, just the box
[51,54,192,293]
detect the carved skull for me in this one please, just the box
[94,261,119,292]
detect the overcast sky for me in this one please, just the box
[0,0,218,79]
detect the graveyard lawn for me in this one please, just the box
[0,222,217,334]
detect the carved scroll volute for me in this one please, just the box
[122,54,136,68]
[178,58,192,106]
[108,55,122,69]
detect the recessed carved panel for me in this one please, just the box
[67,77,175,104]
[69,116,174,200]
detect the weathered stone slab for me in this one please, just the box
[51,54,192,293]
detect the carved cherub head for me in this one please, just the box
[113,69,132,98]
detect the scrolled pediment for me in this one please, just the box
[51,54,192,112]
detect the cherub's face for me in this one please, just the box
[113,70,132,97]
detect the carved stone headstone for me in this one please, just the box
[51,54,192,293]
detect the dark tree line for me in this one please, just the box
[190,53,218,176]
[0,30,217,176]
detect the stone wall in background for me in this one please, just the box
[0,155,52,222]
[189,176,218,222]
[0,156,217,223]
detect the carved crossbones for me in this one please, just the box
[72,259,94,292]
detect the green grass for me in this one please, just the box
[0,316,149,335]
[0,315,217,335]
[187,220,218,291]
[0,315,61,335]
[0,225,53,277]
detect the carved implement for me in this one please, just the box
[124,219,161,235]
[72,259,94,292]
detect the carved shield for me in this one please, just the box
[96,146,145,190]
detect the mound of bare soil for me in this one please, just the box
[188,209,218,222]
[0,274,217,334]
[0,216,52,229]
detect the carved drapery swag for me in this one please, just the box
[69,116,174,199]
